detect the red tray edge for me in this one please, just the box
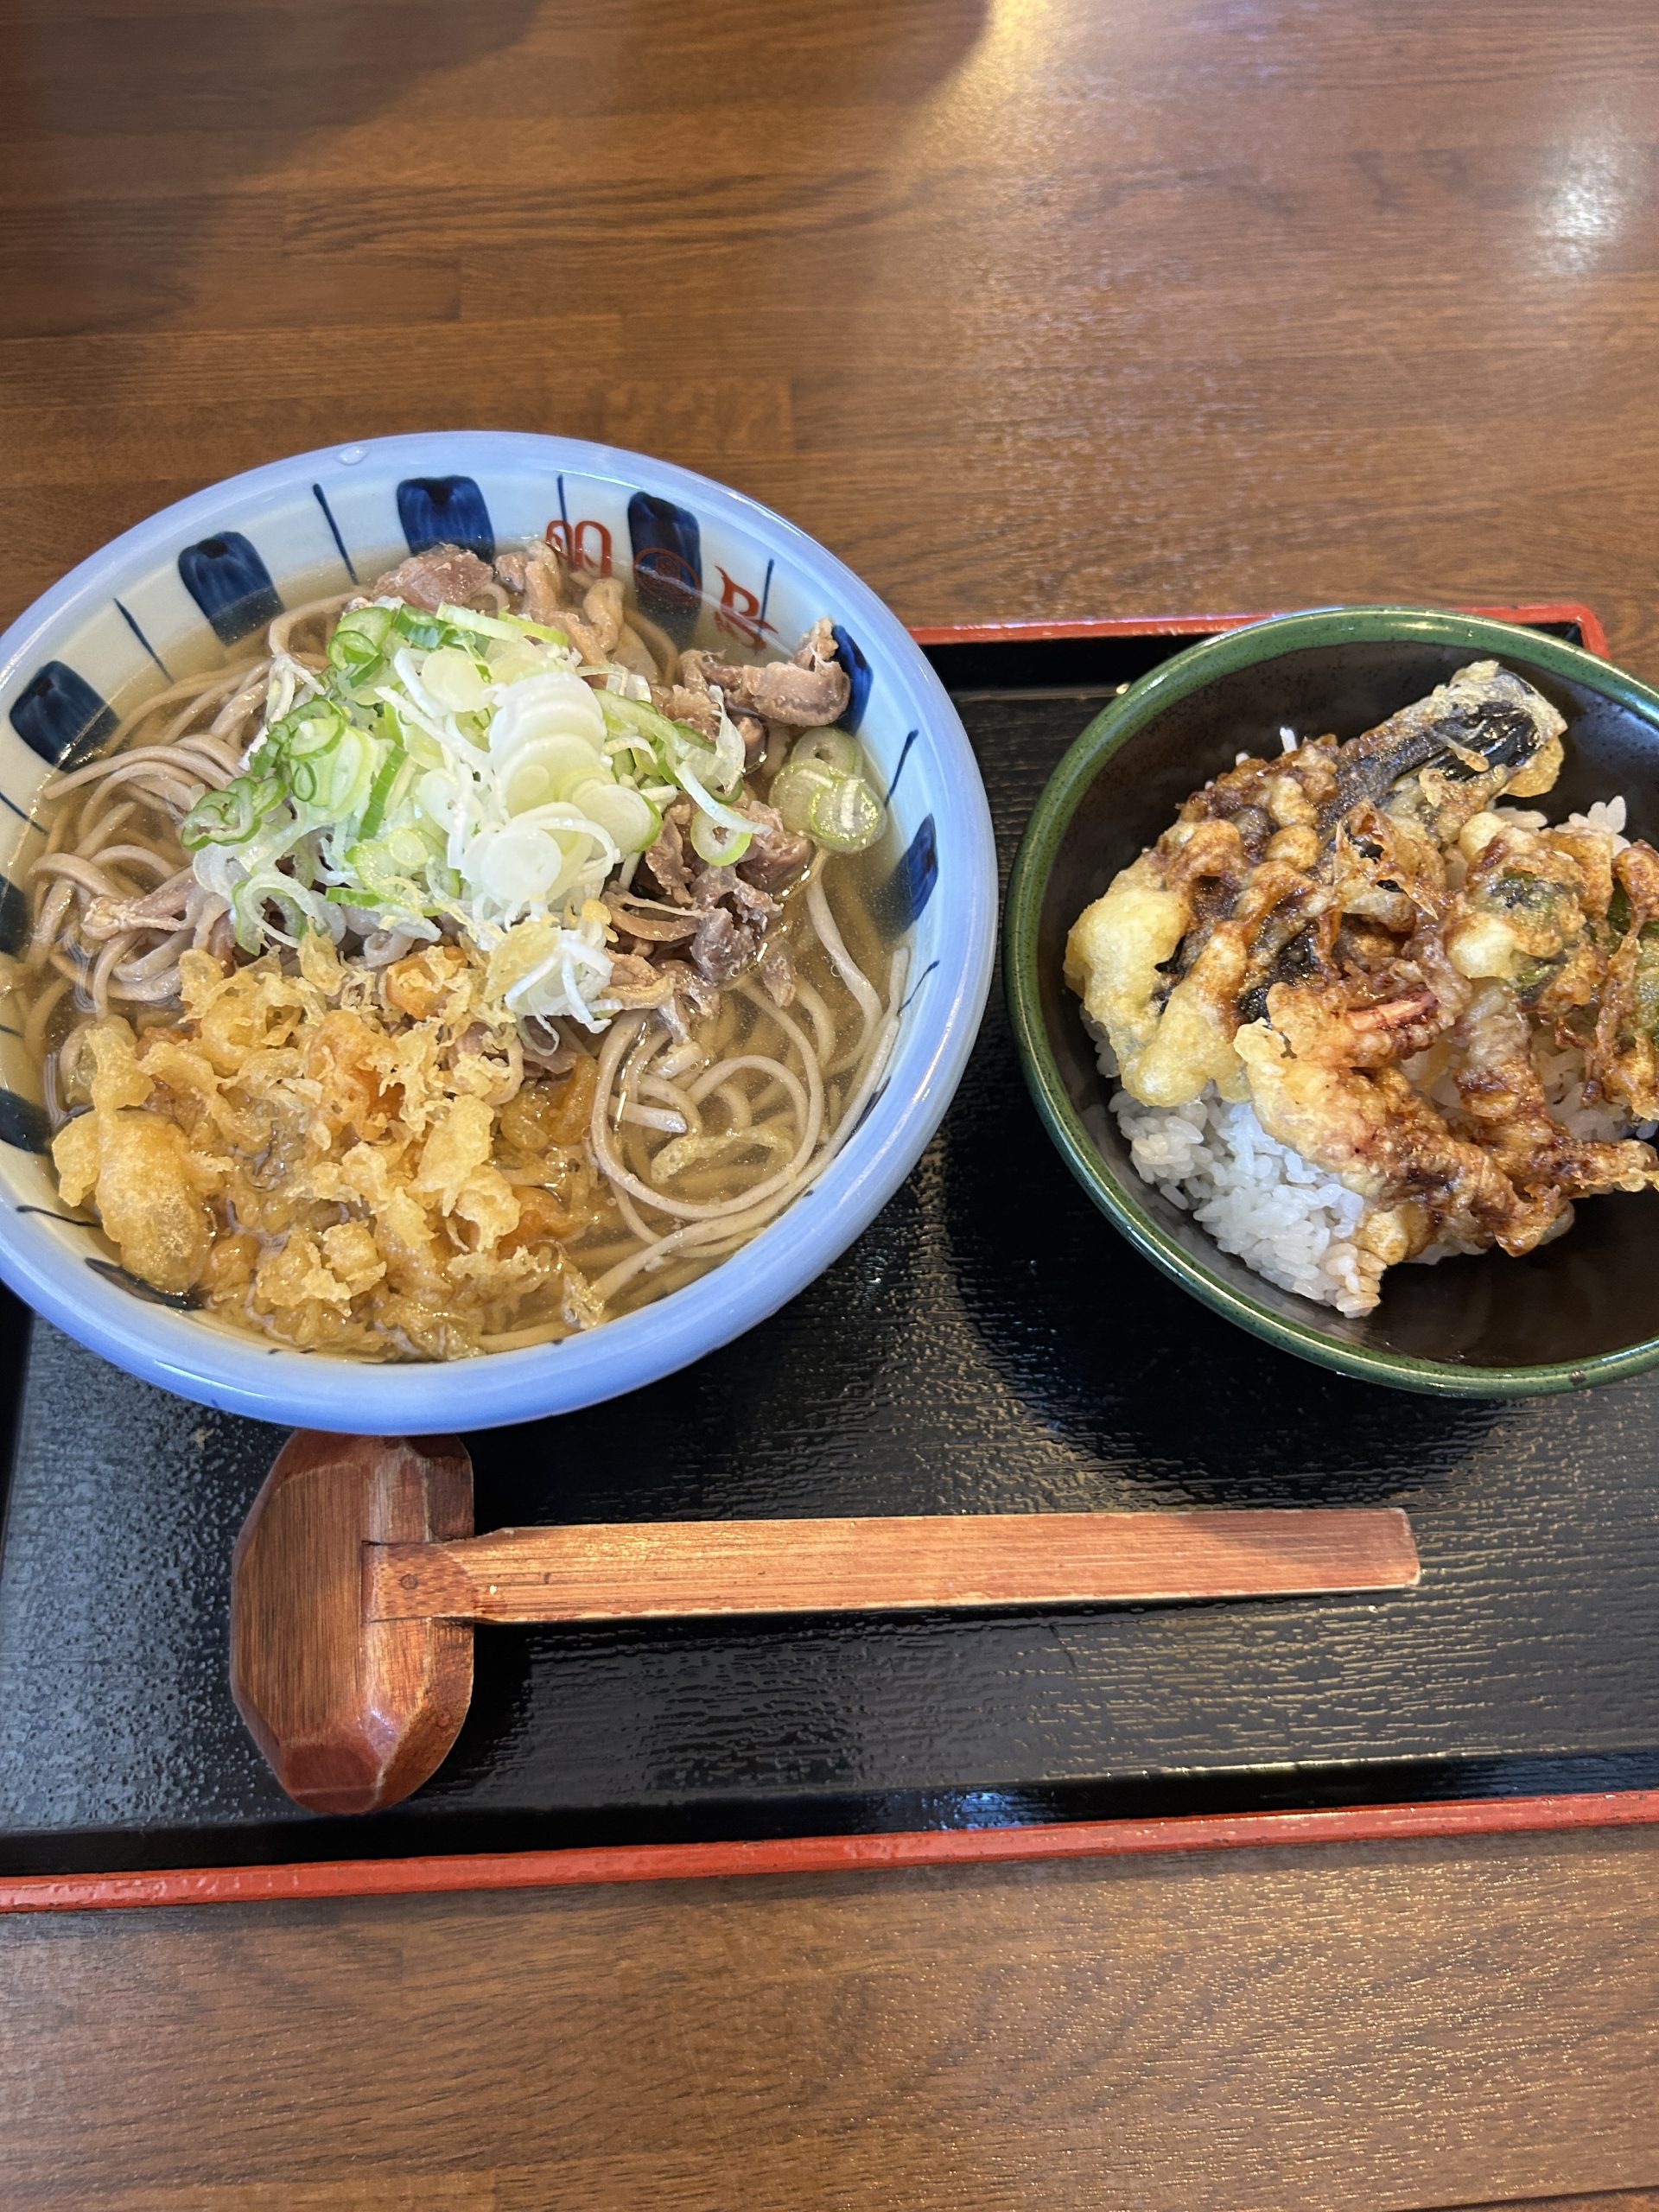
[909,602,1611,657]
[6,1790,1657,1915]
[1,595,1627,1917]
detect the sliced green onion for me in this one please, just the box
[264,698,346,760]
[603,734,660,776]
[436,601,569,647]
[577,782,660,855]
[499,734,608,814]
[391,606,470,653]
[485,637,547,685]
[789,726,859,775]
[185,584,699,968]
[356,747,405,840]
[385,823,434,871]
[327,605,395,679]
[596,691,689,758]
[343,833,436,910]
[598,692,755,823]
[397,719,447,772]
[672,753,750,834]
[806,771,884,854]
[420,645,489,712]
[673,741,725,791]
[180,772,286,852]
[327,728,379,819]
[771,757,839,836]
[690,812,753,866]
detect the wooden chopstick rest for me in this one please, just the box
[230,1431,1420,1815]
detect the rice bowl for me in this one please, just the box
[1005,607,1659,1396]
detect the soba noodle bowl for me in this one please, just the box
[6,540,904,1360]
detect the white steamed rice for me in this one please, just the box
[1110,1079,1385,1315]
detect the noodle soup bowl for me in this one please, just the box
[0,432,995,1429]
[1006,606,1659,1396]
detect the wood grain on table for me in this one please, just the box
[3,1832,1659,2210]
[3,0,1659,2204]
[4,0,1659,677]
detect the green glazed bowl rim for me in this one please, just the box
[1003,604,1659,1398]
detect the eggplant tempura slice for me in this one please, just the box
[1066,661,1567,1108]
[1329,659,1566,841]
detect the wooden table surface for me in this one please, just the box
[3,0,1659,2203]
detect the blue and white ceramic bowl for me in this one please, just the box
[0,433,995,1430]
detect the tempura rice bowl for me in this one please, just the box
[1005,607,1659,1395]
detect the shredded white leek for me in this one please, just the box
[186,609,667,1028]
[182,593,874,1036]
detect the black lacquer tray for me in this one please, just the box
[5,606,1658,1909]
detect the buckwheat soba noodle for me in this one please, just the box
[6,540,905,1359]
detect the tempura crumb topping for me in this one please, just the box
[53,936,608,1357]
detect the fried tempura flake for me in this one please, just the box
[54,945,613,1357]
